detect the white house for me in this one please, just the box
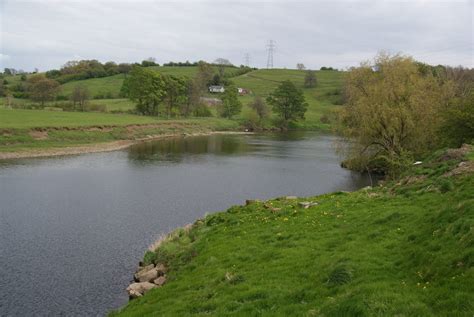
[209,85,225,93]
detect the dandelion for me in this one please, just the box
[283,217,289,221]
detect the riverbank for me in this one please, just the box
[0,131,252,160]
[0,113,243,159]
[112,145,474,316]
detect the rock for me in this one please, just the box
[126,282,157,299]
[413,161,423,165]
[134,267,158,283]
[153,276,167,286]
[245,199,259,205]
[298,201,318,209]
[155,263,167,276]
[135,263,154,274]
[284,196,298,200]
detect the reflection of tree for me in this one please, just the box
[127,135,249,163]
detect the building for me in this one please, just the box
[209,85,225,93]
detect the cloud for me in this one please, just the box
[0,0,472,71]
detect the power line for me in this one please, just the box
[244,53,250,67]
[266,40,275,69]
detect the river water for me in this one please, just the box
[0,132,370,316]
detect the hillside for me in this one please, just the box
[112,146,474,316]
[55,67,344,129]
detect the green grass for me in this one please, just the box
[0,108,159,129]
[112,150,474,316]
[0,109,239,152]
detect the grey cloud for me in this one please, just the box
[0,0,472,71]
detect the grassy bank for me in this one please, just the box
[112,147,474,316]
[0,108,239,153]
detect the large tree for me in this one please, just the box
[122,66,165,115]
[162,75,187,117]
[337,52,453,173]
[266,80,308,128]
[27,75,60,106]
[218,86,242,118]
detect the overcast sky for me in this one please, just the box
[0,0,472,71]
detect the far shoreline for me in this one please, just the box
[0,131,253,160]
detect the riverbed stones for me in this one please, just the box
[126,282,157,299]
[153,276,167,286]
[134,265,158,282]
[155,263,167,276]
[298,201,318,209]
[245,199,259,205]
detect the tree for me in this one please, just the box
[162,75,187,117]
[0,80,5,97]
[195,61,214,92]
[122,66,165,115]
[214,58,233,66]
[27,75,60,106]
[304,70,317,88]
[71,84,90,111]
[297,63,306,70]
[267,80,308,128]
[249,96,269,120]
[218,86,242,118]
[118,63,132,76]
[441,91,474,146]
[182,78,200,117]
[337,52,453,174]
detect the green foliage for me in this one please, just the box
[267,80,308,128]
[162,75,187,117]
[218,86,242,118]
[122,66,166,115]
[248,95,269,121]
[441,92,474,147]
[27,75,61,105]
[337,52,455,174]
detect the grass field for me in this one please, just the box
[0,108,239,152]
[0,108,159,129]
[112,148,474,316]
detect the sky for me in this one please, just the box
[0,0,472,72]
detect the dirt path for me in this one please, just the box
[0,131,252,160]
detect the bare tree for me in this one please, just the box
[304,70,317,88]
[71,84,90,111]
[297,63,306,70]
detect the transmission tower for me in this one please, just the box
[266,40,275,69]
[244,53,250,67]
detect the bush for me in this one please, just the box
[86,103,107,112]
[193,104,213,117]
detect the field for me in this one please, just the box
[112,148,474,316]
[0,67,344,152]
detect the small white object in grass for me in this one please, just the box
[413,161,422,165]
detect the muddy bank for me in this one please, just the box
[0,131,252,160]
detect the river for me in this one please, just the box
[0,132,370,316]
